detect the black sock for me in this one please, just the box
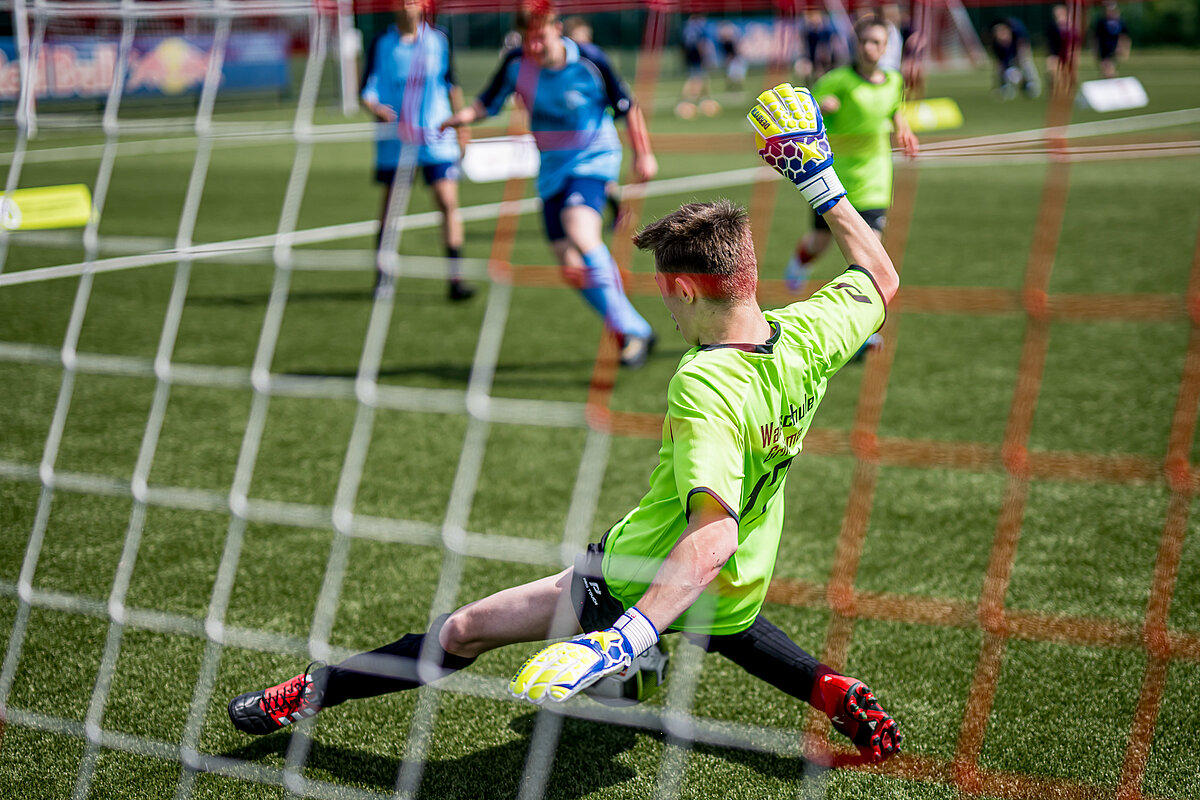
[317,615,475,707]
[698,615,826,703]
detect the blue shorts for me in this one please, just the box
[541,177,609,242]
[375,161,460,186]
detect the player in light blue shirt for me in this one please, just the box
[442,6,658,367]
[361,0,473,301]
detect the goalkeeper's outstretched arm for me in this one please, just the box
[748,84,899,304]
[823,198,898,304]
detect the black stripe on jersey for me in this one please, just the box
[846,263,888,330]
[361,29,389,93]
[436,26,458,88]
[477,48,523,113]
[686,487,740,523]
[578,41,632,117]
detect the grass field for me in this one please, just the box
[2,40,1200,800]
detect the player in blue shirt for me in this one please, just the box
[362,0,473,301]
[442,5,658,367]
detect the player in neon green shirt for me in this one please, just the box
[228,83,903,763]
[786,15,918,294]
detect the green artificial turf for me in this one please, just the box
[2,46,1199,800]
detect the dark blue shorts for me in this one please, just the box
[541,177,609,242]
[375,161,461,186]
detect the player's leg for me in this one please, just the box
[696,615,902,761]
[427,164,474,301]
[786,213,833,292]
[550,181,655,367]
[228,569,577,735]
[373,167,397,292]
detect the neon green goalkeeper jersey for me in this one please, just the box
[812,66,904,210]
[601,267,885,634]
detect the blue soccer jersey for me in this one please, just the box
[477,38,632,199]
[361,22,459,169]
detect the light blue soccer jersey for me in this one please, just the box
[361,22,459,168]
[477,38,631,198]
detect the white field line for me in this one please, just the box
[0,166,776,286]
[0,122,374,166]
[3,107,1199,288]
[919,107,1200,153]
[4,106,1197,166]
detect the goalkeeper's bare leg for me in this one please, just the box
[228,569,579,735]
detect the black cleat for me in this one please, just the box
[619,333,656,369]
[228,662,324,736]
[448,279,475,302]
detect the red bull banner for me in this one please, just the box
[0,32,290,101]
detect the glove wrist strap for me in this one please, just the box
[797,165,845,214]
[614,607,658,657]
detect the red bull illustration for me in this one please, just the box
[0,32,289,101]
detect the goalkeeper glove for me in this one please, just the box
[748,83,845,214]
[509,607,659,705]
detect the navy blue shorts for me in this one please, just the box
[375,161,460,186]
[541,177,609,242]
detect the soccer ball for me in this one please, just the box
[583,643,669,706]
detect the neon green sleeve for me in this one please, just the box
[811,68,842,100]
[773,266,886,376]
[666,370,745,520]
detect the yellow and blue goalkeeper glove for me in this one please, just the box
[509,608,658,705]
[748,83,845,214]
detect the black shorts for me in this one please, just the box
[569,535,825,702]
[374,161,460,186]
[570,532,626,632]
[813,206,887,233]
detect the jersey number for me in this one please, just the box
[741,456,795,520]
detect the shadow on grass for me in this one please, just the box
[186,286,468,307]
[218,711,826,799]
[287,358,598,387]
[217,712,641,799]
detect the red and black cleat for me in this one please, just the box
[228,662,324,735]
[813,672,903,762]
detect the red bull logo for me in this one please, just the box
[127,38,212,95]
[0,42,118,100]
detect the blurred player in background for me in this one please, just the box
[362,0,474,301]
[897,3,927,96]
[876,4,904,73]
[1045,4,1081,93]
[442,4,658,367]
[988,17,1041,100]
[785,14,917,329]
[677,14,720,119]
[717,21,747,91]
[795,10,846,86]
[229,83,903,766]
[1093,1,1131,78]
[563,15,625,231]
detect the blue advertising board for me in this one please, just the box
[0,32,290,101]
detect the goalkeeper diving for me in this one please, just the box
[228,84,903,764]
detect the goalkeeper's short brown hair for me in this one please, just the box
[633,200,758,302]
